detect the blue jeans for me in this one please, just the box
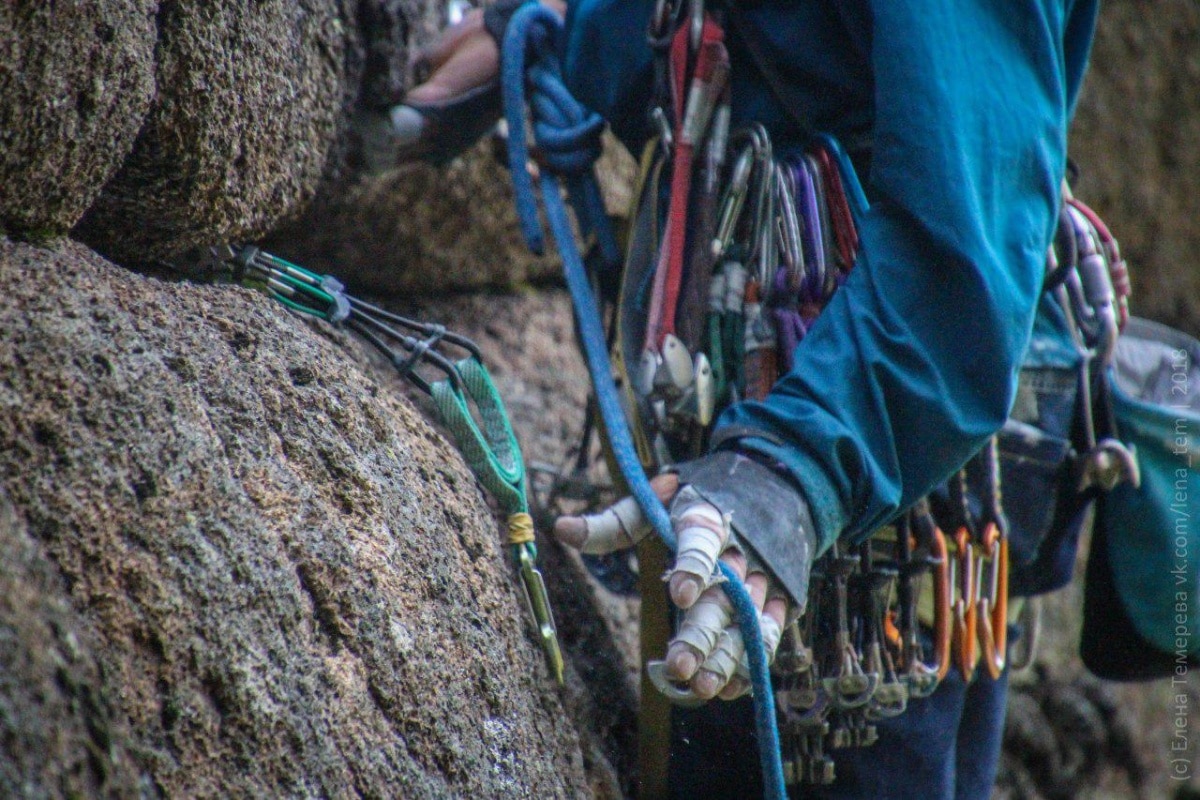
[668,659,1010,800]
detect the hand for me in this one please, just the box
[554,473,789,700]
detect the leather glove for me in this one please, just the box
[554,451,817,701]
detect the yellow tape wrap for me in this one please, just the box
[507,512,535,545]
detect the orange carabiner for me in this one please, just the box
[951,527,978,681]
[929,526,953,682]
[976,523,1009,680]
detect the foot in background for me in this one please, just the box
[358,0,565,171]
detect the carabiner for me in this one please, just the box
[774,162,805,286]
[927,523,953,685]
[516,541,565,684]
[951,527,978,681]
[890,506,950,698]
[689,0,704,51]
[1067,196,1129,331]
[1060,204,1118,364]
[711,146,754,258]
[975,523,1008,680]
[649,0,673,42]
[728,124,774,274]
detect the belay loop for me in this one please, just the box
[500,4,787,798]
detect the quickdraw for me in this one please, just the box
[192,244,565,684]
[975,437,1009,681]
[931,436,1013,684]
[1048,183,1141,495]
[948,471,980,682]
[887,499,951,696]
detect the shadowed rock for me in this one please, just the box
[1070,0,1200,335]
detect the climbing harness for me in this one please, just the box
[191,243,565,684]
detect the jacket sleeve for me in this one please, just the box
[717,0,1094,551]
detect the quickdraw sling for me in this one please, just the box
[191,244,565,684]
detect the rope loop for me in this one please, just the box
[503,3,609,254]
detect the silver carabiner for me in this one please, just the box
[647,660,707,708]
[774,162,805,289]
[689,0,704,50]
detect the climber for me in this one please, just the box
[379,1,1101,797]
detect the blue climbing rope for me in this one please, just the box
[501,5,786,797]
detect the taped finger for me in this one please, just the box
[693,626,744,699]
[667,486,731,608]
[744,570,769,611]
[666,587,732,680]
[736,599,787,679]
[718,676,750,701]
[553,494,651,554]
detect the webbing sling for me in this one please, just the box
[192,245,565,684]
[646,17,728,351]
[501,6,787,798]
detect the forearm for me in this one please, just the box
[716,0,1079,550]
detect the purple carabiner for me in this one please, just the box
[795,156,827,303]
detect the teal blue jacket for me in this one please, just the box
[563,0,1098,552]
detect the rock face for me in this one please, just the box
[0,1,157,238]
[1070,0,1200,335]
[264,134,637,296]
[0,237,598,798]
[265,145,563,295]
[0,498,144,798]
[363,289,643,795]
[3,0,449,266]
[74,1,348,265]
